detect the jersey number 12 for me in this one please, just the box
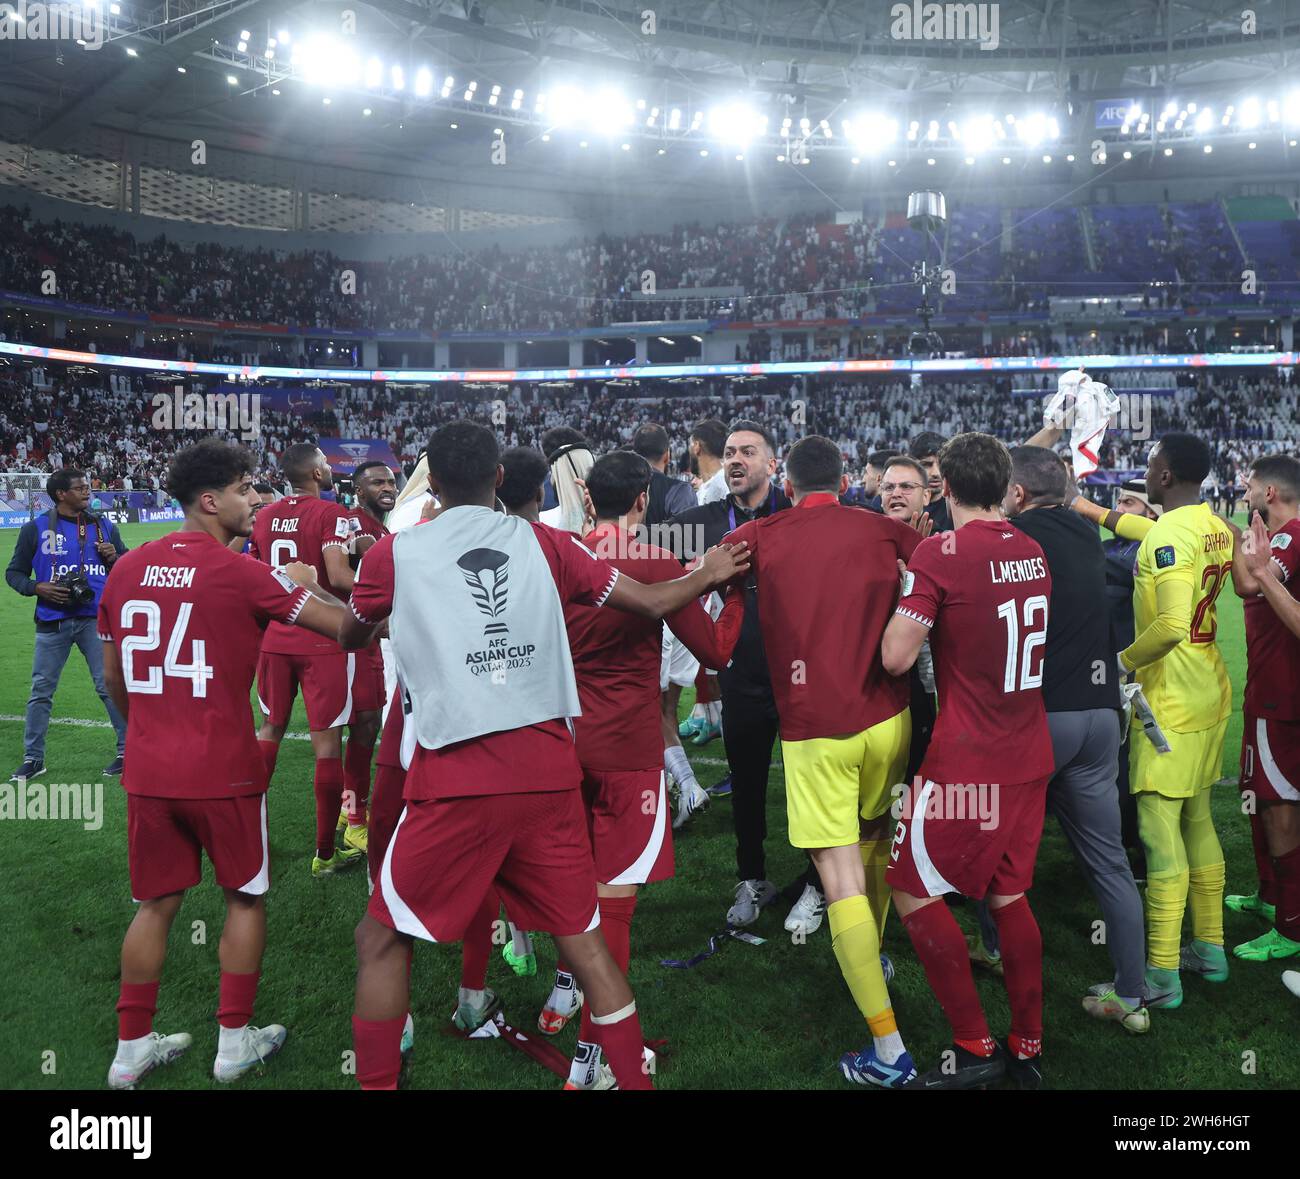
[996,595,1048,693]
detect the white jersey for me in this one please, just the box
[697,468,728,506]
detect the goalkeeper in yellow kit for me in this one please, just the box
[1072,433,1233,1010]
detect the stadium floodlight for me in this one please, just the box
[1240,97,1261,128]
[926,157,935,165]
[240,29,251,40]
[391,65,405,90]
[962,115,996,154]
[363,108,372,117]
[669,108,682,130]
[1267,99,1281,123]
[1047,117,1060,139]
[907,120,919,141]
[1016,112,1048,146]
[549,86,583,127]
[853,157,862,164]
[126,46,138,56]
[488,83,501,106]
[365,57,383,88]
[226,74,237,85]
[1162,101,1177,118]
[846,113,898,152]
[463,80,478,101]
[278,29,290,43]
[1187,101,1198,114]
[303,37,360,87]
[268,38,277,49]
[708,103,763,146]
[1194,108,1212,132]
[238,40,248,53]
[1123,149,1132,159]
[658,147,665,154]
[177,65,186,73]
[699,148,709,157]
[1249,141,1257,149]
[1001,156,1011,164]
[694,111,706,130]
[415,68,433,97]
[926,120,939,141]
[1042,153,1052,163]
[964,156,974,165]
[800,116,811,132]
[636,98,646,110]
[511,89,523,110]
[1203,144,1212,153]
[1127,104,1141,121]
[110,2,120,12]
[1163,146,1173,156]
[948,120,961,139]
[591,90,633,135]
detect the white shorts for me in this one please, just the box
[660,626,700,693]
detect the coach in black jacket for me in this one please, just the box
[667,420,822,930]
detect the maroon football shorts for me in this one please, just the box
[350,647,386,715]
[886,774,1049,900]
[1240,713,1300,805]
[127,793,269,901]
[581,766,674,886]
[257,650,355,731]
[367,788,599,941]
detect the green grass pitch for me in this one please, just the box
[1,520,1294,1091]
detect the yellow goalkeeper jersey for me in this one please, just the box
[1126,502,1233,733]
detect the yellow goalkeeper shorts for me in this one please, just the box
[782,709,911,849]
[1130,717,1229,798]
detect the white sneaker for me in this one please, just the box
[727,879,778,927]
[783,883,827,937]
[673,781,710,830]
[107,1031,192,1090]
[213,1024,287,1083]
[1284,970,1300,999]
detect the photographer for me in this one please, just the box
[5,469,128,781]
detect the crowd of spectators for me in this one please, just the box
[2,198,1294,342]
[1,362,1293,507]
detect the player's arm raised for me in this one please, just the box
[280,560,352,640]
[1068,493,1157,541]
[1240,514,1300,639]
[606,541,750,621]
[882,559,930,675]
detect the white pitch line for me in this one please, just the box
[0,716,745,763]
[0,714,313,742]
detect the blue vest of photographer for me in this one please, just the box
[30,511,118,621]
[7,509,125,622]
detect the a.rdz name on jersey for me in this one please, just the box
[139,565,197,589]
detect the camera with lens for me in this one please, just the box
[53,570,96,609]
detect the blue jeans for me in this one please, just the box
[23,616,126,763]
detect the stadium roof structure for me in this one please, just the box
[0,1,1297,229]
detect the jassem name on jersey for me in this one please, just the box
[270,518,300,533]
[988,556,1047,584]
[140,565,197,589]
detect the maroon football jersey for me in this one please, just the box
[565,525,743,772]
[98,531,309,798]
[350,520,619,800]
[895,518,1054,784]
[1243,517,1300,722]
[250,494,352,654]
[725,493,921,740]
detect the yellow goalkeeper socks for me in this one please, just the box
[828,895,899,1041]
[859,839,893,938]
[1144,868,1191,971]
[1188,863,1226,948]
